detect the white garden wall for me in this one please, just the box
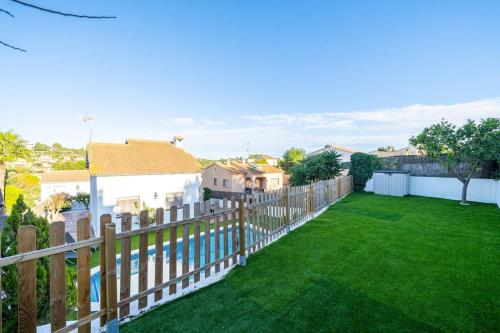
[365,176,500,207]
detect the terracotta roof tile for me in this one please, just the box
[87,139,201,176]
[41,170,90,183]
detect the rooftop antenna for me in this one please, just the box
[82,114,93,143]
[245,141,251,162]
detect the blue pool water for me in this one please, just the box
[90,227,256,302]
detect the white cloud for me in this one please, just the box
[153,98,500,158]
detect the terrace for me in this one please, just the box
[122,192,500,332]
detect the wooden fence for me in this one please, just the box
[0,176,353,332]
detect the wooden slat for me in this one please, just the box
[105,223,118,323]
[182,204,190,289]
[214,203,220,273]
[231,197,237,265]
[245,196,251,253]
[77,218,91,333]
[138,210,149,309]
[119,213,132,318]
[238,198,245,258]
[204,201,211,278]
[17,225,36,333]
[155,208,164,302]
[99,214,111,327]
[223,198,229,269]
[193,202,201,283]
[169,206,178,295]
[50,221,66,331]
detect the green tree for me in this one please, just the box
[4,184,22,213]
[349,153,381,191]
[33,142,50,151]
[6,173,40,207]
[290,151,342,186]
[0,195,77,331]
[279,147,306,173]
[52,143,63,150]
[52,160,87,170]
[203,187,212,201]
[74,192,90,210]
[0,130,29,162]
[410,118,500,204]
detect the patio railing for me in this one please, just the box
[0,175,353,333]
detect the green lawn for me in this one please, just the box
[121,192,500,332]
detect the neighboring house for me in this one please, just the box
[87,138,202,235]
[307,145,359,163]
[252,154,279,166]
[370,145,423,158]
[202,159,284,198]
[40,170,90,202]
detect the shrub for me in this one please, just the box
[1,195,77,331]
[290,151,342,186]
[203,187,212,201]
[349,152,381,191]
[73,192,90,210]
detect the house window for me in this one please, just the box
[271,178,280,186]
[213,178,217,186]
[116,196,140,215]
[223,179,229,188]
[166,192,183,209]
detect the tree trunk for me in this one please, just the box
[460,179,470,205]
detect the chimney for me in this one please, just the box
[226,158,231,166]
[171,135,184,148]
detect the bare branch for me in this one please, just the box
[10,0,116,19]
[0,40,27,52]
[0,8,15,17]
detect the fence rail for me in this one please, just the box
[0,176,353,332]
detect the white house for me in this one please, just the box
[307,145,359,163]
[87,138,202,236]
[40,170,90,202]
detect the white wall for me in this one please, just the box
[364,175,500,206]
[90,173,201,236]
[41,181,90,202]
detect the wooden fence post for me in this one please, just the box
[169,206,178,295]
[50,221,66,331]
[155,208,164,302]
[119,213,132,318]
[285,187,290,233]
[238,199,246,266]
[138,210,148,309]
[77,218,91,333]
[17,225,36,333]
[100,214,111,327]
[105,223,119,333]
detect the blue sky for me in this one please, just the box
[1,0,499,158]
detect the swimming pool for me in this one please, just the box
[90,227,255,302]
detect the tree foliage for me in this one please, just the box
[279,147,306,173]
[0,130,29,162]
[348,153,381,191]
[410,118,500,203]
[6,172,40,207]
[43,192,72,221]
[52,159,86,170]
[73,192,90,210]
[290,151,342,186]
[203,187,212,201]
[0,194,77,331]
